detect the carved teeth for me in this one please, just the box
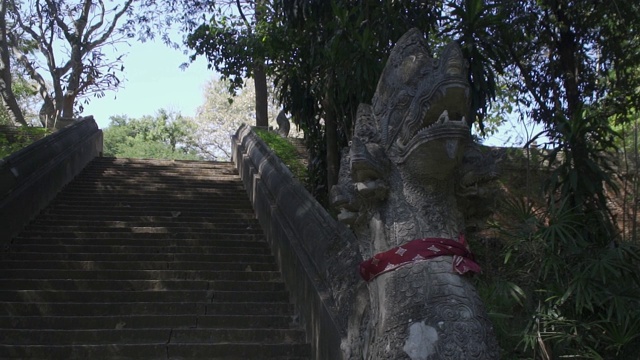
[437,110,449,124]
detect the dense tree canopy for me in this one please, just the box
[1,0,143,128]
[190,77,280,160]
[103,110,201,160]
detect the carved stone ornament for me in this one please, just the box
[330,28,500,359]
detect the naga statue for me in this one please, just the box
[330,29,500,359]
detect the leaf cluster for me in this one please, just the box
[481,193,640,358]
[0,126,50,158]
[102,110,201,160]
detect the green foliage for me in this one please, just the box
[0,126,50,158]
[479,194,640,359]
[440,0,509,131]
[102,110,201,160]
[253,127,308,183]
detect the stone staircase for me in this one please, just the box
[0,157,311,359]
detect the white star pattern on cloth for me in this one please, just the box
[428,245,441,253]
[384,263,396,271]
[395,247,407,256]
[372,257,380,266]
[412,254,425,261]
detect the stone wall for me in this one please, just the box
[231,124,362,360]
[0,117,103,243]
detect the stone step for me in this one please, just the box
[0,279,285,292]
[8,244,271,255]
[38,208,255,218]
[2,328,306,345]
[34,213,256,222]
[2,302,207,316]
[11,237,267,247]
[65,181,245,191]
[2,301,294,317]
[0,314,295,330]
[0,343,311,359]
[54,192,249,201]
[19,228,263,238]
[0,290,289,303]
[90,157,236,167]
[0,260,278,272]
[78,165,239,175]
[71,174,243,184]
[26,221,261,231]
[12,231,265,240]
[6,252,275,263]
[47,198,255,209]
[2,158,310,359]
[0,269,282,281]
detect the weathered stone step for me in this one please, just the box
[9,244,271,255]
[48,198,254,208]
[0,290,287,303]
[81,165,240,176]
[7,252,275,263]
[69,166,238,177]
[0,343,311,359]
[0,279,285,292]
[22,226,263,237]
[13,230,264,240]
[170,328,306,344]
[12,237,267,247]
[35,213,256,223]
[0,314,295,330]
[207,302,295,316]
[2,329,171,345]
[0,343,167,360]
[0,289,211,303]
[27,221,261,231]
[65,181,245,191]
[2,302,208,316]
[71,175,243,184]
[0,269,282,281]
[90,157,236,168]
[0,279,208,291]
[167,343,311,359]
[39,208,255,218]
[0,260,278,272]
[2,328,306,345]
[2,158,310,359]
[78,168,240,176]
[55,191,249,201]
[2,301,293,316]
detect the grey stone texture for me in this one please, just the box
[330,29,500,359]
[0,116,102,243]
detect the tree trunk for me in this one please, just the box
[254,61,269,128]
[0,1,27,126]
[323,99,339,189]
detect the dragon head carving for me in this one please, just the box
[374,29,470,174]
[331,29,500,359]
[331,28,479,231]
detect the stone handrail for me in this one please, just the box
[231,124,361,360]
[0,117,103,243]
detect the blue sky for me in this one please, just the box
[82,40,214,130]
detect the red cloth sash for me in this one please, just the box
[359,234,481,281]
